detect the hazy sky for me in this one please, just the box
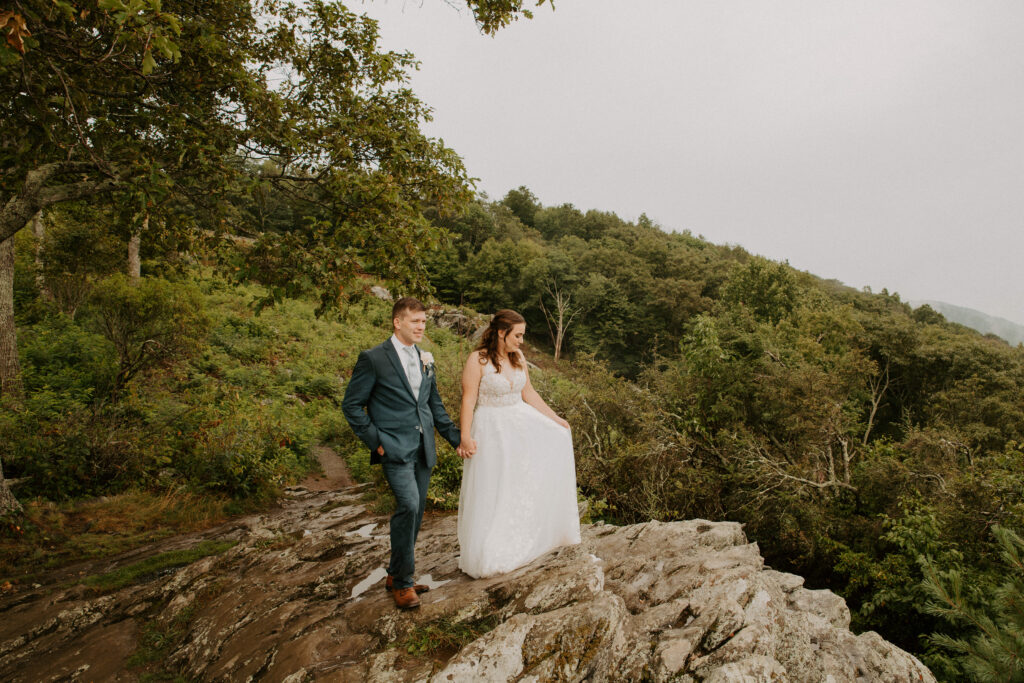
[357,0,1024,324]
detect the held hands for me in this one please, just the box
[457,437,477,459]
[378,441,479,458]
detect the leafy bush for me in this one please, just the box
[293,374,341,402]
[208,312,276,363]
[87,274,210,398]
[18,313,117,403]
[4,273,344,503]
[180,410,303,499]
[37,209,125,318]
[2,400,147,499]
[427,445,463,511]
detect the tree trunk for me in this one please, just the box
[128,213,145,282]
[862,360,890,446]
[0,236,24,403]
[31,210,51,299]
[541,286,579,363]
[553,307,564,362]
[1,223,26,519]
[0,459,22,515]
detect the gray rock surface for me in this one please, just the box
[427,308,490,341]
[0,484,935,682]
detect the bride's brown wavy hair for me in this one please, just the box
[476,309,526,372]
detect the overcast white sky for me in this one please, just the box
[357,0,1024,324]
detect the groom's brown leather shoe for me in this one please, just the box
[385,574,430,594]
[392,587,421,610]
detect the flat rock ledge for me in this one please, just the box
[1,484,935,682]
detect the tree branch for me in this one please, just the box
[1,166,121,243]
[743,442,858,494]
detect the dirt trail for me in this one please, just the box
[300,444,355,491]
[0,446,356,606]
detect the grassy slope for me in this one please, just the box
[3,272,550,585]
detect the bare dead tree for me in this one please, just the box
[741,433,858,510]
[539,283,581,362]
[576,397,607,461]
[863,359,890,446]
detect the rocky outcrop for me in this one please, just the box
[0,481,934,682]
[427,308,490,341]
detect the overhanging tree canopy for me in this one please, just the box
[1,0,546,299]
[0,0,548,511]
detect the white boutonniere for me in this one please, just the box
[420,350,435,376]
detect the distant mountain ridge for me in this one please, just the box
[910,300,1024,346]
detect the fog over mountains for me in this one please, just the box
[910,300,1024,346]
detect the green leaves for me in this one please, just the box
[89,274,210,398]
[720,257,800,325]
[3,0,480,305]
[464,0,551,35]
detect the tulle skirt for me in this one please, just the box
[457,401,582,578]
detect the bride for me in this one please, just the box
[456,309,581,578]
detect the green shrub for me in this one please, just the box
[18,313,117,403]
[427,444,463,510]
[208,313,275,363]
[293,374,341,402]
[178,404,313,499]
[2,401,147,499]
[315,409,350,443]
[87,274,210,398]
[222,365,273,393]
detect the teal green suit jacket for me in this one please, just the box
[341,340,460,468]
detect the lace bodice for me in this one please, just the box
[477,360,527,408]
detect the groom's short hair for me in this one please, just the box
[392,297,426,323]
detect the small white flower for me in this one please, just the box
[420,351,435,366]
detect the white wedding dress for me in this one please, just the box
[457,358,581,578]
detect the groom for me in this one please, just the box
[342,297,469,610]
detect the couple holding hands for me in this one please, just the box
[342,298,581,610]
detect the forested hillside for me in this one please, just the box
[2,3,1023,681]
[423,188,1024,680]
